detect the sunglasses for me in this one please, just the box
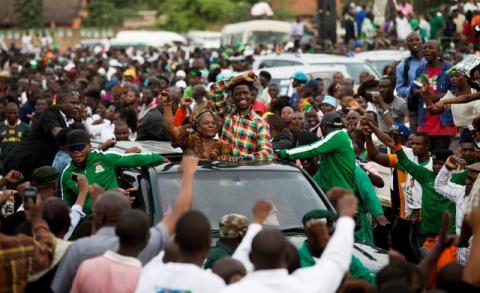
[68,144,87,152]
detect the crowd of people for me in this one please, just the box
[1,14,480,293]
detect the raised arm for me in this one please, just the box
[434,158,466,203]
[232,199,273,273]
[161,156,198,235]
[364,129,391,167]
[279,129,348,160]
[294,195,357,293]
[160,91,181,143]
[361,116,395,149]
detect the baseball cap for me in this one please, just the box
[292,71,308,83]
[32,166,59,186]
[67,129,90,147]
[320,95,337,108]
[304,79,320,90]
[391,123,410,141]
[175,80,187,89]
[302,209,336,226]
[321,112,343,128]
[188,68,202,78]
[219,214,249,239]
[123,68,136,78]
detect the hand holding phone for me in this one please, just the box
[23,187,38,210]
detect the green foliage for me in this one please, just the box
[84,0,120,27]
[157,0,250,32]
[15,0,43,28]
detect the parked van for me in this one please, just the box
[111,30,187,48]
[221,20,291,48]
[186,31,221,49]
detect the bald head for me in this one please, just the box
[94,191,131,228]
[116,209,150,252]
[212,257,246,284]
[250,229,288,270]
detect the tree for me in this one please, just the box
[15,0,43,29]
[157,0,249,32]
[85,0,119,27]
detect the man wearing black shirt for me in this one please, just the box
[3,91,80,181]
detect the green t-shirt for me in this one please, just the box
[298,240,376,284]
[0,121,29,160]
[61,149,164,216]
[280,129,356,193]
[204,240,234,269]
[396,148,456,235]
[430,15,445,39]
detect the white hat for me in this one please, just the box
[109,59,122,67]
[176,70,186,79]
[175,80,187,88]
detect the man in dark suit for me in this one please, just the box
[4,91,81,181]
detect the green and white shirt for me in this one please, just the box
[61,149,164,216]
[279,129,356,193]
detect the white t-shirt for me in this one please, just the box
[441,89,480,127]
[396,17,413,41]
[136,262,225,293]
[401,146,433,215]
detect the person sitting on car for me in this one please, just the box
[61,129,167,216]
[210,72,273,161]
[162,90,233,160]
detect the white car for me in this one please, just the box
[355,50,410,75]
[252,53,380,85]
[255,65,351,97]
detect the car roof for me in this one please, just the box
[255,53,367,64]
[91,140,182,156]
[154,160,303,174]
[255,65,350,79]
[354,50,410,61]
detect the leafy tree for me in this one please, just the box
[15,0,43,28]
[84,0,119,27]
[157,0,249,32]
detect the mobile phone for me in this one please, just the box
[24,187,38,210]
[71,173,78,183]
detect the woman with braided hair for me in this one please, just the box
[162,90,233,160]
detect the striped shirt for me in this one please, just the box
[210,78,273,161]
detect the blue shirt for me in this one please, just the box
[395,57,425,98]
[52,150,71,197]
[19,100,35,124]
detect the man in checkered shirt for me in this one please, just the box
[210,72,273,161]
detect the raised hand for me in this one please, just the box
[253,199,273,224]
[337,194,358,218]
[178,155,199,177]
[160,90,172,105]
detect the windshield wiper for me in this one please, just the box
[280,227,305,234]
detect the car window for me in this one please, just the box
[156,170,328,229]
[258,60,276,69]
[273,60,302,67]
[311,62,379,84]
[271,78,291,96]
[310,73,333,94]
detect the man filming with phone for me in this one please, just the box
[61,129,166,216]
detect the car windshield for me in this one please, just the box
[156,170,328,230]
[311,62,380,84]
[249,31,289,48]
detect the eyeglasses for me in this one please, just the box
[68,144,87,152]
